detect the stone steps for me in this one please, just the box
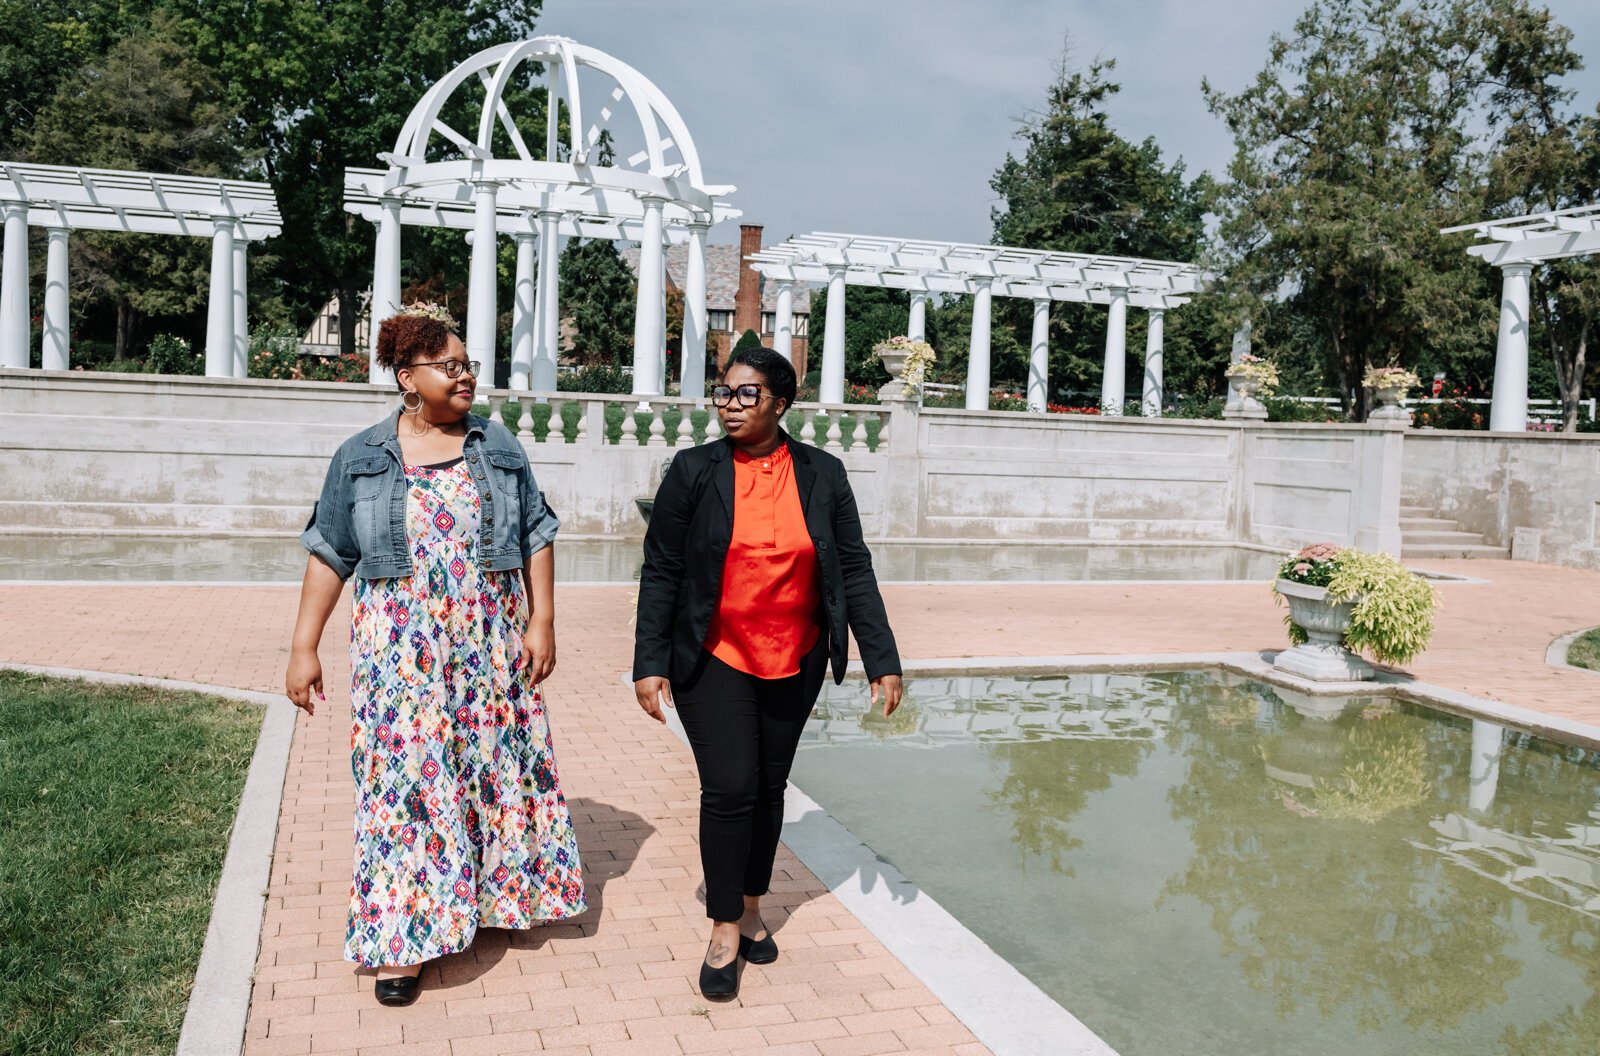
[1405,529,1495,546]
[1402,543,1513,560]
[1400,500,1508,560]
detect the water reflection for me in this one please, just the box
[0,535,1283,584]
[791,671,1600,1056]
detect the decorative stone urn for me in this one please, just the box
[1272,579,1374,682]
[875,347,917,402]
[1367,383,1412,425]
[1222,375,1268,420]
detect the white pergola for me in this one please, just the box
[1443,204,1600,431]
[747,233,1199,414]
[0,162,282,375]
[350,36,738,395]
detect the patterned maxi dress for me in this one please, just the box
[345,458,586,967]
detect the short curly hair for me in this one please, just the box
[375,314,451,379]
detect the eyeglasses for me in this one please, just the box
[711,384,776,408]
[413,359,480,379]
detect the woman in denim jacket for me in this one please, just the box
[285,305,585,1007]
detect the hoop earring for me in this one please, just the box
[401,390,422,415]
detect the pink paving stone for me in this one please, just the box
[5,561,1596,1056]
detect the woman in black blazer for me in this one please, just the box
[633,347,902,998]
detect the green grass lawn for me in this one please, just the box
[1567,627,1600,671]
[0,673,263,1055]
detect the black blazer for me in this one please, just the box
[632,433,901,686]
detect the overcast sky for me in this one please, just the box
[538,0,1600,247]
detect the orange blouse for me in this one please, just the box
[704,444,822,678]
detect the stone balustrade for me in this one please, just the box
[466,388,893,453]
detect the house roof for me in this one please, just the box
[621,243,812,313]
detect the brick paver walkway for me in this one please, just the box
[2,557,1596,1056]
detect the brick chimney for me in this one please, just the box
[733,224,763,340]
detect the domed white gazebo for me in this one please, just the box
[344,36,739,395]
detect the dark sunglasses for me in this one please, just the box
[413,359,481,379]
[711,384,777,408]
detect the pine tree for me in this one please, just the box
[561,238,636,366]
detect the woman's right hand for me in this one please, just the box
[286,646,326,717]
[633,676,674,723]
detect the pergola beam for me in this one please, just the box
[1444,201,1600,428]
[749,231,1199,416]
[0,162,281,376]
[745,258,1189,309]
[1,204,281,240]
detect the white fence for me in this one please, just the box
[1283,395,1597,425]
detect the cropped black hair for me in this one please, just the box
[724,346,797,413]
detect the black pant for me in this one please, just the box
[673,635,829,922]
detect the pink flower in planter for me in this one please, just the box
[1294,562,1311,574]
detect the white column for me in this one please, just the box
[536,211,561,392]
[820,265,847,405]
[1100,284,1129,415]
[681,223,709,397]
[369,197,403,382]
[466,181,501,389]
[1468,719,1504,813]
[773,279,795,364]
[1,202,31,368]
[631,197,665,395]
[1143,307,1165,417]
[41,226,70,372]
[658,233,668,389]
[908,290,928,342]
[965,278,994,411]
[1490,263,1533,432]
[1027,297,1049,413]
[511,231,537,390]
[204,218,236,378]
[231,228,249,377]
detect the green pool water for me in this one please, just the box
[791,671,1600,1056]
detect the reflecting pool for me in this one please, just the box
[0,536,1283,584]
[792,672,1600,1056]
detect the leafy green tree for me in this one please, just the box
[989,50,1208,401]
[561,238,635,367]
[0,0,156,155]
[732,329,764,354]
[177,0,546,353]
[1203,0,1525,418]
[23,13,245,358]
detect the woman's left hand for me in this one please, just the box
[522,619,556,684]
[870,674,903,718]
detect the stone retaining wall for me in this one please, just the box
[3,369,1403,553]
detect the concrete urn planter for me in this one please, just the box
[1367,383,1412,424]
[1272,578,1375,682]
[1223,374,1268,420]
[875,348,917,402]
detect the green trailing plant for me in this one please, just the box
[1312,722,1432,824]
[1275,544,1437,666]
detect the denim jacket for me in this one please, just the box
[300,411,559,581]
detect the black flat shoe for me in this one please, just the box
[699,955,739,998]
[374,973,423,1007]
[739,931,778,965]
